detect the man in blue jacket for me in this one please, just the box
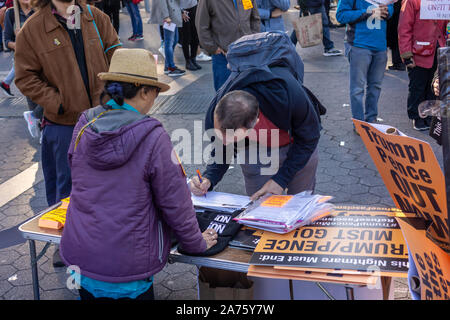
[256,0,290,32]
[336,0,393,129]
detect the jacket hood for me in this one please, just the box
[77,106,162,170]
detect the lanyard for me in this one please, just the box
[105,99,141,114]
[233,0,238,9]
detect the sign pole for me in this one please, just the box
[438,39,450,251]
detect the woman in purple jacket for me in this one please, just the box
[59,48,217,300]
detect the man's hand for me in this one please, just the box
[404,57,416,69]
[214,47,226,55]
[433,77,439,97]
[202,229,218,250]
[250,179,284,201]
[271,8,283,18]
[189,176,211,196]
[182,10,190,22]
[163,17,172,24]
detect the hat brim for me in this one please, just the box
[98,72,170,93]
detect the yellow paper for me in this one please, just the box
[242,0,253,10]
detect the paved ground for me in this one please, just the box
[0,4,443,300]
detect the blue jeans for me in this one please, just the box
[212,53,231,91]
[125,1,143,36]
[41,124,74,206]
[346,44,387,123]
[290,5,334,50]
[163,27,179,69]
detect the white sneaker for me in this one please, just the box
[158,45,165,58]
[23,111,39,138]
[196,52,212,62]
[323,48,343,57]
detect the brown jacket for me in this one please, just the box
[195,0,260,56]
[15,3,121,125]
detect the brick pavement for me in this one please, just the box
[1,6,443,300]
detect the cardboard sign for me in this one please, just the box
[420,0,450,20]
[396,218,450,300]
[250,208,409,275]
[353,120,449,251]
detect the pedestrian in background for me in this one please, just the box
[124,0,143,41]
[336,0,393,130]
[2,0,43,140]
[179,0,201,71]
[291,0,342,56]
[256,0,290,32]
[398,0,448,131]
[150,0,186,77]
[386,0,404,71]
[196,0,260,91]
[96,0,121,34]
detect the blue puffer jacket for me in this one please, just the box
[256,0,290,32]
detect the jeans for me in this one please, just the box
[347,44,387,123]
[163,27,179,69]
[406,53,437,120]
[41,124,74,206]
[290,5,334,50]
[212,53,231,91]
[125,1,143,36]
[4,61,15,85]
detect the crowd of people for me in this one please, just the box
[0,0,446,301]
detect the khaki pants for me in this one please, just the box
[239,144,319,197]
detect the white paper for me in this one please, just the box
[420,0,450,20]
[365,0,398,6]
[191,191,251,212]
[163,22,176,32]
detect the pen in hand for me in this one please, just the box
[196,169,207,198]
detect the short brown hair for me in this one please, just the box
[215,90,259,131]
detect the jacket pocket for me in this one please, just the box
[412,41,434,56]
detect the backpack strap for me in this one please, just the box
[86,4,122,54]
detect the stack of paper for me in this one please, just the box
[234,192,334,233]
[191,191,252,213]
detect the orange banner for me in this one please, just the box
[396,218,450,300]
[353,120,449,251]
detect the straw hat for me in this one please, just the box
[98,48,170,93]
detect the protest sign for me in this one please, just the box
[353,120,449,251]
[396,218,450,299]
[250,208,409,275]
[420,0,450,20]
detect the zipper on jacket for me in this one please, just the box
[158,221,163,263]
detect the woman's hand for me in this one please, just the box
[433,77,439,97]
[182,10,190,22]
[202,229,218,250]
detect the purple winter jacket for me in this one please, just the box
[60,106,206,283]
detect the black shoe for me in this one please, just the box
[52,247,65,268]
[413,118,430,131]
[191,58,202,70]
[185,59,199,71]
[388,64,406,71]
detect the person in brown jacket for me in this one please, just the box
[14,0,121,266]
[195,0,260,91]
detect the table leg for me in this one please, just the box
[289,279,294,300]
[345,286,355,300]
[29,240,40,300]
[315,282,336,300]
[381,276,392,300]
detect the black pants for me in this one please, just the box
[179,6,199,61]
[407,54,437,120]
[78,285,155,300]
[97,0,120,34]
